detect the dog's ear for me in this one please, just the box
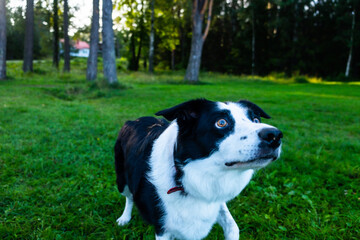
[156,99,212,121]
[238,100,271,119]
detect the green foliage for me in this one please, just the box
[6,0,79,60]
[201,0,360,78]
[114,0,190,71]
[7,0,359,78]
[6,7,26,60]
[116,57,129,71]
[1,60,359,239]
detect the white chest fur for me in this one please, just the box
[148,122,254,239]
[162,194,221,239]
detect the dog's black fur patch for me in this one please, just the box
[115,117,169,234]
[156,99,236,186]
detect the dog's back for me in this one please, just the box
[114,117,168,226]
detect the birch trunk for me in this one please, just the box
[53,0,59,69]
[102,0,118,84]
[184,6,204,82]
[63,0,70,72]
[185,0,213,83]
[0,0,6,80]
[87,0,100,81]
[148,0,155,73]
[345,10,355,78]
[251,2,255,76]
[23,0,34,73]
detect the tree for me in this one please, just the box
[102,0,118,84]
[148,0,155,73]
[63,0,70,72]
[128,0,146,71]
[23,0,34,73]
[184,0,214,82]
[87,0,100,81]
[345,9,355,77]
[0,0,6,80]
[53,0,59,69]
[251,0,255,76]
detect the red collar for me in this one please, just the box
[167,165,184,194]
[167,186,184,194]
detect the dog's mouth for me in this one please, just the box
[225,155,278,167]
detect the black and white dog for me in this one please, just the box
[114,99,282,240]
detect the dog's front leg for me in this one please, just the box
[217,203,239,240]
[116,186,134,226]
[155,232,173,240]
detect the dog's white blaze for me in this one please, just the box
[181,102,276,203]
[216,102,277,166]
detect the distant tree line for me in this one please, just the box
[116,0,359,79]
[1,0,359,82]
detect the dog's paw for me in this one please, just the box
[116,215,131,226]
[225,232,239,240]
[224,224,239,240]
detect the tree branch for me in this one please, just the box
[202,0,213,41]
[200,0,209,15]
[192,0,197,26]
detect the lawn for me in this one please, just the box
[0,60,359,239]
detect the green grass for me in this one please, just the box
[0,61,359,239]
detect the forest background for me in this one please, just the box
[3,0,360,81]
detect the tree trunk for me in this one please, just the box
[102,0,117,84]
[23,0,34,73]
[171,49,175,71]
[143,54,147,69]
[0,0,6,80]
[136,34,143,71]
[230,0,237,46]
[148,0,155,73]
[289,0,299,76]
[184,7,203,83]
[87,0,100,81]
[128,32,143,71]
[53,0,59,69]
[129,32,137,70]
[184,0,214,83]
[129,2,145,72]
[345,10,355,78]
[63,0,70,72]
[177,7,185,68]
[251,1,256,76]
[115,37,120,58]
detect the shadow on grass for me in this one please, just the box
[43,79,129,101]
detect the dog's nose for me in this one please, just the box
[258,128,283,148]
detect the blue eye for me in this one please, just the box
[216,119,228,128]
[253,118,260,123]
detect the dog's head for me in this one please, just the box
[156,99,282,170]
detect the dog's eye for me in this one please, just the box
[216,119,228,128]
[253,118,260,123]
